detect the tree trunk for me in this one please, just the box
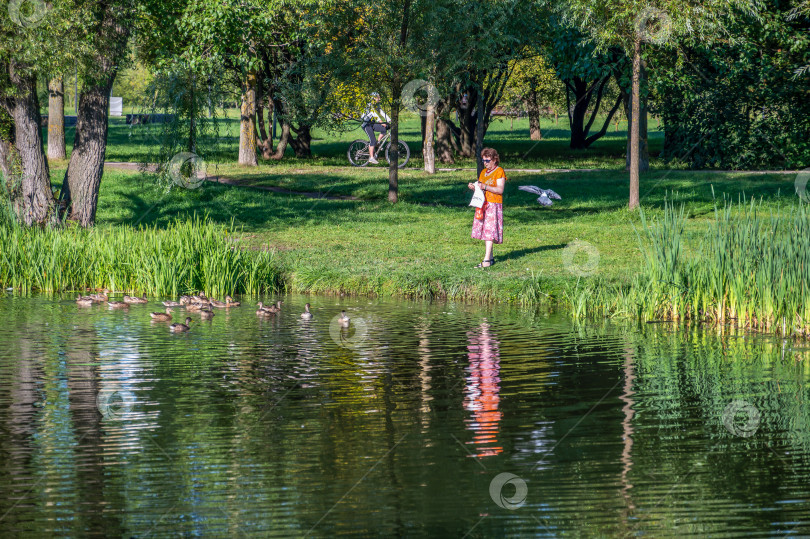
[59,3,129,226]
[423,102,436,174]
[457,86,477,158]
[289,124,312,158]
[1,65,56,225]
[475,91,485,175]
[527,90,541,141]
[435,117,455,164]
[60,77,115,226]
[188,82,196,154]
[622,65,649,173]
[47,77,66,160]
[388,0,410,203]
[629,38,641,210]
[0,132,16,203]
[238,72,258,166]
[256,83,273,160]
[388,83,401,203]
[567,78,589,149]
[270,118,290,160]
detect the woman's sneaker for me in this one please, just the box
[368,157,379,164]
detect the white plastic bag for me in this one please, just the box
[469,184,485,208]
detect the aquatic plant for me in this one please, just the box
[636,198,810,337]
[0,216,282,297]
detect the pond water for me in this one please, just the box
[0,293,809,537]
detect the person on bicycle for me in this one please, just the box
[361,92,390,164]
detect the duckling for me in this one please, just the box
[150,308,173,321]
[225,295,240,307]
[76,295,94,307]
[200,309,215,320]
[107,301,129,309]
[256,302,275,316]
[338,310,350,327]
[163,300,182,307]
[170,317,192,332]
[275,300,283,311]
[301,303,313,320]
[179,295,193,305]
[123,295,148,304]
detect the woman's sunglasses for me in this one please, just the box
[482,158,491,163]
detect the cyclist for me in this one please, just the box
[360,92,390,164]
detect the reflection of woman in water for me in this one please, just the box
[464,320,503,457]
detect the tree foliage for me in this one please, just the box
[654,0,810,168]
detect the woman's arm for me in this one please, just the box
[478,177,505,195]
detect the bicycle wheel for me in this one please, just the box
[347,140,371,167]
[385,141,410,168]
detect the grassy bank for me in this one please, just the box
[2,161,804,327]
[17,112,808,337]
[4,191,808,337]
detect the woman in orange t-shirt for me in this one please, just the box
[467,148,505,268]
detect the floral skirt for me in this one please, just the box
[471,202,503,244]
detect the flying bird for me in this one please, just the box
[518,185,562,206]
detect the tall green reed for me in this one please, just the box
[0,216,283,297]
[637,198,810,337]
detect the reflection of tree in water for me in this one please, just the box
[0,300,124,534]
[464,320,503,458]
[65,318,125,536]
[622,326,810,536]
[619,342,636,522]
[0,332,43,529]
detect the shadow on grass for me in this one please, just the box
[501,243,568,263]
[90,161,797,234]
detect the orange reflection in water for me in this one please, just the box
[464,320,503,458]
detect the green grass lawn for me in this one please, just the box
[37,110,803,305]
[44,158,801,304]
[50,112,670,171]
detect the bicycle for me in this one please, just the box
[347,125,410,168]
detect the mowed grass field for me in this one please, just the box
[41,113,803,304]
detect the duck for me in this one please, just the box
[123,295,148,304]
[338,310,350,327]
[257,301,279,314]
[179,295,193,305]
[209,298,228,308]
[150,308,173,321]
[225,295,240,307]
[170,317,192,332]
[256,302,275,316]
[301,303,313,320]
[275,300,283,311]
[186,301,210,312]
[76,295,94,307]
[163,300,182,307]
[107,301,129,309]
[89,289,110,302]
[200,309,215,320]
